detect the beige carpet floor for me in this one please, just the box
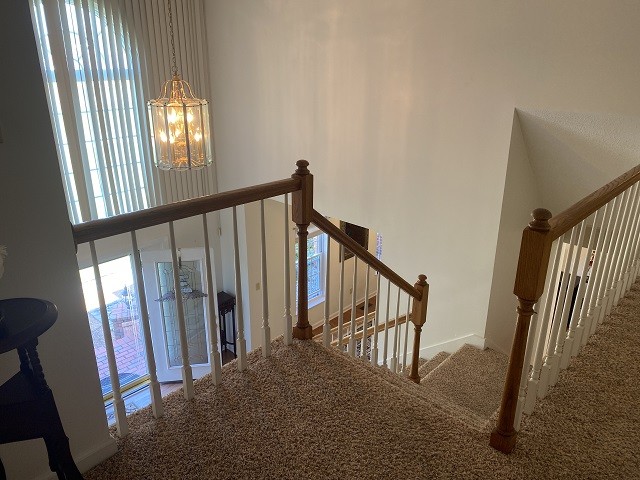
[418,351,450,378]
[85,285,640,479]
[421,344,508,426]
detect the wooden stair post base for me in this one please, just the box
[489,428,518,454]
[292,325,313,340]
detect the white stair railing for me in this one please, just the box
[492,163,640,454]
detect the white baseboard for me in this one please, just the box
[34,437,117,480]
[417,334,487,359]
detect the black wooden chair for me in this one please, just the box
[0,298,83,480]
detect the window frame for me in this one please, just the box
[295,227,328,309]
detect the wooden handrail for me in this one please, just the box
[73,177,301,245]
[311,210,421,300]
[549,163,640,240]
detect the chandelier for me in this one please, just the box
[147,0,212,170]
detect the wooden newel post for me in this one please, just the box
[409,274,429,384]
[292,160,314,340]
[490,208,552,453]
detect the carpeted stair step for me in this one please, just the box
[323,352,495,431]
[421,344,508,426]
[417,351,449,379]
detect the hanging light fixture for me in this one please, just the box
[148,0,212,170]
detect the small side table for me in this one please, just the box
[216,292,236,357]
[0,298,83,480]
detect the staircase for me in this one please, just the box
[83,282,640,479]
[72,160,640,479]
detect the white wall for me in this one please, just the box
[0,2,115,477]
[204,0,640,351]
[484,112,542,353]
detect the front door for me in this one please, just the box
[142,248,212,382]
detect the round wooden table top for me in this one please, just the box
[0,298,57,354]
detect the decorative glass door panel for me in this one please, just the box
[142,249,213,382]
[156,260,208,368]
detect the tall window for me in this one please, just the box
[295,230,328,308]
[30,0,157,223]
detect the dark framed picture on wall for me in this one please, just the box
[339,221,369,261]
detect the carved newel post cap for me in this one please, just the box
[417,274,428,286]
[529,208,552,232]
[295,159,310,175]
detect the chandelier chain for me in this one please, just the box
[168,0,178,77]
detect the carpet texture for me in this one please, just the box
[85,285,640,479]
[418,351,450,378]
[421,344,508,426]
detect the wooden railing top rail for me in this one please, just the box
[548,163,640,241]
[73,177,301,245]
[311,209,422,300]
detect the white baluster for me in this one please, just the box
[569,210,601,358]
[608,188,635,310]
[626,185,640,291]
[130,232,164,416]
[545,227,579,387]
[515,296,540,429]
[232,207,248,371]
[581,202,612,345]
[390,288,401,373]
[615,184,640,303]
[169,222,195,400]
[562,213,598,366]
[553,221,586,375]
[599,192,628,321]
[402,295,411,372]
[590,198,620,335]
[90,241,129,436]
[201,215,223,386]
[259,200,271,357]
[337,244,345,349]
[361,265,371,360]
[525,239,561,410]
[323,238,332,348]
[348,257,359,357]
[630,186,640,286]
[371,273,382,366]
[382,279,391,368]
[283,194,292,346]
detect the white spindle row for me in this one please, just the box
[312,236,419,372]
[516,182,640,429]
[88,197,424,435]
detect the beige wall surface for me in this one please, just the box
[205,0,640,351]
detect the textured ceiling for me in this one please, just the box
[517,109,640,216]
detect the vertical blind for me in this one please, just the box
[30,0,216,224]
